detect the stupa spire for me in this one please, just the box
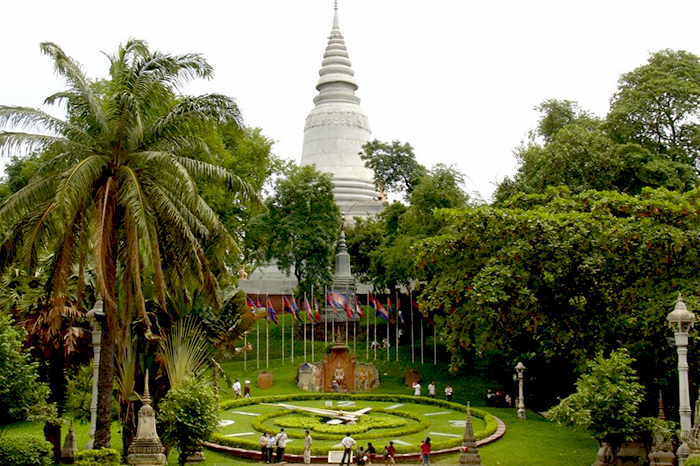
[300,1,383,221]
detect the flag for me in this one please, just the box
[333,291,353,319]
[256,296,263,309]
[266,299,278,324]
[354,295,364,318]
[326,290,339,315]
[303,296,314,321]
[283,296,299,320]
[246,296,256,310]
[398,309,405,324]
[368,293,377,310]
[313,297,322,322]
[375,298,389,321]
[291,296,300,320]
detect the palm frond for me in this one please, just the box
[54,154,107,218]
[159,316,212,387]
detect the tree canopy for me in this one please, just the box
[416,187,700,407]
[0,39,258,447]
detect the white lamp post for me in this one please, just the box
[85,295,104,449]
[515,361,526,420]
[667,294,695,442]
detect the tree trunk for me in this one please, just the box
[93,223,118,449]
[44,346,66,463]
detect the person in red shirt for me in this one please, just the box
[420,437,431,466]
[386,441,396,465]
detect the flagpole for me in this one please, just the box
[291,299,295,364]
[420,311,424,364]
[244,331,247,371]
[266,294,269,369]
[256,294,260,370]
[282,295,285,366]
[366,291,369,361]
[304,293,308,363]
[434,318,437,365]
[345,291,349,345]
[325,286,330,347]
[373,295,377,360]
[386,296,389,362]
[410,289,415,363]
[395,290,399,362]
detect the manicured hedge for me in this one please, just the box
[74,448,120,466]
[0,434,52,466]
[213,393,498,455]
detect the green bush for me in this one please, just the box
[74,448,120,466]
[685,457,700,466]
[160,376,220,466]
[0,434,52,466]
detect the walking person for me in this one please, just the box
[244,379,251,398]
[274,428,288,463]
[428,380,436,398]
[232,378,242,398]
[420,437,431,466]
[303,430,312,464]
[340,432,356,466]
[387,441,396,465]
[266,433,275,463]
[412,380,421,396]
[445,382,453,401]
[366,442,376,465]
[382,445,390,466]
[259,432,269,463]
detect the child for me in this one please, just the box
[382,445,390,466]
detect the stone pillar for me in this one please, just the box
[127,371,166,466]
[60,428,77,464]
[85,297,104,449]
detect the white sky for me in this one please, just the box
[2,0,700,201]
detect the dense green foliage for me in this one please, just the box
[0,39,258,447]
[0,434,52,466]
[159,376,220,466]
[251,164,342,296]
[0,314,51,424]
[74,448,120,466]
[359,139,425,198]
[417,187,700,408]
[546,349,672,450]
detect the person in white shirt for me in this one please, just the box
[340,433,356,466]
[303,430,313,464]
[232,378,242,399]
[266,433,276,463]
[428,380,436,398]
[412,381,421,396]
[260,433,269,463]
[445,382,454,401]
[274,428,288,463]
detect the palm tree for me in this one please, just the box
[0,39,258,447]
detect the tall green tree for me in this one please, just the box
[359,139,425,199]
[257,164,342,296]
[0,40,257,447]
[607,49,700,168]
[495,98,699,203]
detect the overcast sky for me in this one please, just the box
[3,0,700,201]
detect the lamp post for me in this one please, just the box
[515,361,526,420]
[85,295,104,449]
[667,294,696,446]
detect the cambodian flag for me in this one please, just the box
[266,299,278,324]
[313,297,322,322]
[354,295,364,318]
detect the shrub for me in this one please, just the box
[685,457,700,466]
[0,434,52,466]
[74,448,120,466]
[159,376,219,466]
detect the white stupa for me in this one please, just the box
[300,1,383,220]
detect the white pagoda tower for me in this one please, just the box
[300,1,383,220]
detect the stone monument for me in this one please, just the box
[456,402,482,466]
[322,334,356,392]
[127,372,166,466]
[300,1,383,221]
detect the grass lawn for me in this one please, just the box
[5,315,599,465]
